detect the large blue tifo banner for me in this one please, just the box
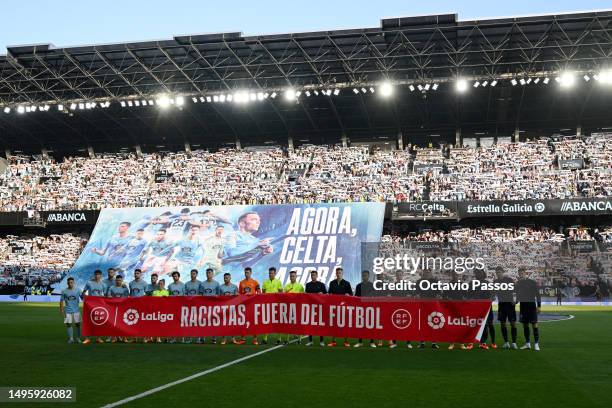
[67,203,385,287]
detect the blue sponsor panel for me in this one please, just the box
[65,203,385,288]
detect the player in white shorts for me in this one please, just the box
[60,277,82,343]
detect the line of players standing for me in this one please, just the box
[61,265,542,350]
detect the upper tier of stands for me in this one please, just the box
[0,134,610,211]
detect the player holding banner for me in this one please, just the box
[218,273,241,345]
[185,269,203,343]
[238,267,261,345]
[128,269,148,343]
[199,268,220,344]
[305,270,327,347]
[283,270,305,344]
[107,275,129,343]
[81,270,106,344]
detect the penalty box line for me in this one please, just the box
[100,338,302,408]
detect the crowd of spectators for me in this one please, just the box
[0,233,87,291]
[0,134,610,211]
[379,225,611,299]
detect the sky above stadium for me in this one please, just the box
[1,0,611,50]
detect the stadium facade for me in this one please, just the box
[0,11,611,153]
[0,11,611,302]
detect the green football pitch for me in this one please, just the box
[1,303,611,408]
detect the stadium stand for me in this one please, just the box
[0,134,610,211]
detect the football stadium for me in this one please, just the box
[0,4,611,408]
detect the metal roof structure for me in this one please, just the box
[0,10,611,153]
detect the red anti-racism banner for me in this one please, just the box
[83,294,491,343]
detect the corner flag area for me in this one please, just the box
[2,303,610,408]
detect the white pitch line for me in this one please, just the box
[101,339,300,408]
[540,314,574,323]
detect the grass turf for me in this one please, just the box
[0,303,610,408]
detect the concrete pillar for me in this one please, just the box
[513,128,520,143]
[41,148,50,159]
[341,133,348,147]
[236,139,242,150]
[135,145,143,157]
[288,135,294,151]
[184,141,192,154]
[87,146,95,158]
[576,125,582,137]
[397,131,404,150]
[455,128,461,147]
[4,149,11,159]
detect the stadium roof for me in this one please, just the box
[1,10,612,153]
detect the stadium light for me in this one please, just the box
[120,101,126,108]
[597,70,612,85]
[305,90,311,97]
[558,71,576,88]
[206,96,212,103]
[156,94,171,108]
[490,80,498,87]
[432,83,439,90]
[17,106,25,114]
[284,88,297,101]
[192,97,198,103]
[70,103,77,110]
[473,81,480,88]
[481,81,488,87]
[511,79,518,86]
[519,78,526,86]
[369,87,375,93]
[226,94,233,102]
[583,74,590,82]
[424,83,431,91]
[234,91,249,103]
[175,96,184,106]
[3,107,10,114]
[533,78,540,84]
[352,88,359,94]
[270,92,277,99]
[455,78,468,93]
[333,89,340,96]
[220,94,227,103]
[543,77,550,84]
[379,82,393,97]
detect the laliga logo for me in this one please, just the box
[534,202,545,213]
[123,308,139,326]
[427,311,445,329]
